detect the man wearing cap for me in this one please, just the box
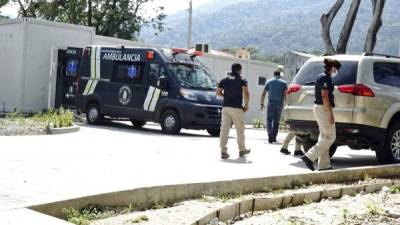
[217,63,251,159]
[260,69,288,143]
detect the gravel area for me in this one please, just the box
[233,188,400,225]
[90,200,232,225]
[87,179,399,225]
[0,119,48,136]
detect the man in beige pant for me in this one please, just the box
[217,63,250,159]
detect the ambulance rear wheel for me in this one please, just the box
[161,110,181,135]
[131,120,146,128]
[207,129,220,137]
[86,103,103,125]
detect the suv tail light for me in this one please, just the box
[337,84,375,97]
[288,84,302,95]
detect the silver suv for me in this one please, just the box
[285,53,400,164]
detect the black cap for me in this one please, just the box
[274,70,281,76]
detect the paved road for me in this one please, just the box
[0,122,377,211]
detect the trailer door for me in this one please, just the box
[55,47,82,108]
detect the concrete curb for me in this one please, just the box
[29,164,400,219]
[191,180,397,225]
[48,124,80,135]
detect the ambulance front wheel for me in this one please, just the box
[161,110,181,135]
[86,103,104,125]
[131,120,147,128]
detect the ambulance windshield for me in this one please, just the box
[169,64,218,90]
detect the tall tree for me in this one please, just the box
[0,0,9,19]
[320,0,344,54]
[336,0,361,54]
[12,0,166,40]
[321,0,386,54]
[364,0,386,53]
[0,0,8,8]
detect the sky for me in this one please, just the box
[0,0,212,18]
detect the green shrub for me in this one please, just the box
[33,107,74,128]
[6,110,23,121]
[62,205,116,225]
[252,118,265,129]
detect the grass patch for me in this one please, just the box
[62,205,116,225]
[127,215,149,224]
[390,185,400,194]
[364,201,383,216]
[151,201,168,210]
[1,107,74,131]
[303,198,313,205]
[362,172,372,181]
[33,107,74,128]
[202,191,245,203]
[252,118,265,129]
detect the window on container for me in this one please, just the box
[258,76,267,86]
[112,62,143,84]
[374,62,400,88]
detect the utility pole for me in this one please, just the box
[187,0,193,49]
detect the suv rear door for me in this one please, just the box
[285,59,358,124]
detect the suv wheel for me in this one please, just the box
[131,120,146,128]
[161,110,181,135]
[86,103,104,125]
[207,129,220,137]
[376,121,400,164]
[303,139,337,158]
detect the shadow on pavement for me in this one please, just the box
[290,153,377,170]
[331,154,378,168]
[220,157,253,164]
[79,121,213,138]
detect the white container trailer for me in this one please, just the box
[0,18,93,113]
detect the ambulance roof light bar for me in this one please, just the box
[192,51,203,57]
[171,48,203,58]
[171,48,188,55]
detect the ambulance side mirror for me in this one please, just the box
[157,76,168,90]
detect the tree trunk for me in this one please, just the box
[321,0,344,54]
[15,0,28,17]
[87,0,92,26]
[336,0,361,54]
[364,0,385,53]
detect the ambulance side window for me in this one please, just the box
[149,64,160,81]
[112,62,143,84]
[79,55,90,78]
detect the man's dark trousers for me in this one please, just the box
[267,101,283,141]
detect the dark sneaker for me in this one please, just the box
[268,139,273,144]
[301,156,315,171]
[239,149,251,157]
[319,167,334,171]
[221,153,230,159]
[294,150,305,157]
[280,148,291,155]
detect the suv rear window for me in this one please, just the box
[293,60,358,86]
[374,62,400,88]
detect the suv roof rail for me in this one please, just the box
[362,52,400,59]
